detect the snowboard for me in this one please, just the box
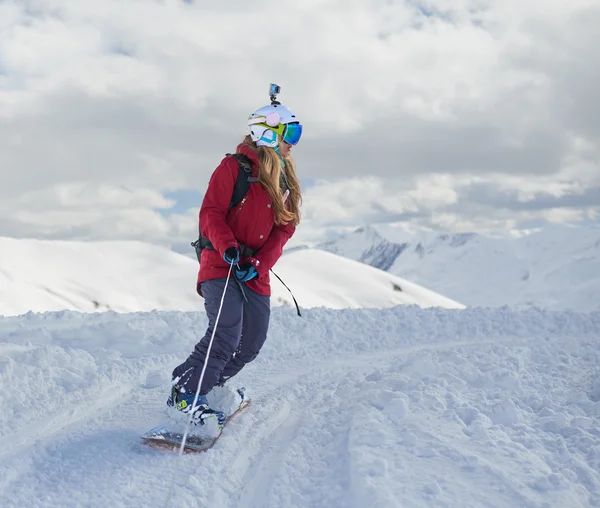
[141,399,251,453]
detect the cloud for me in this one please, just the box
[0,181,187,241]
[292,166,600,246]
[0,0,598,247]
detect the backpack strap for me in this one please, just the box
[228,153,259,208]
[192,153,258,260]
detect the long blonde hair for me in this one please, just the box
[240,135,302,226]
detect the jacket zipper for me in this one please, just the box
[227,196,248,226]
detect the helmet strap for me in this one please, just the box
[273,146,286,168]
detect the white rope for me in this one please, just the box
[163,265,233,508]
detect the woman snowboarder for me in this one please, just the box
[167,85,303,425]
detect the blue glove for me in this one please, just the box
[223,247,240,265]
[235,262,258,282]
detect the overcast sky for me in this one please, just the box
[1,0,599,251]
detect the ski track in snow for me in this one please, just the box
[226,399,303,508]
[0,306,599,507]
[0,378,133,462]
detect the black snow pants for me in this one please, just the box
[172,277,271,396]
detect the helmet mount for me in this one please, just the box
[269,83,281,105]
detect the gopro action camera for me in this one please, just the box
[270,83,281,103]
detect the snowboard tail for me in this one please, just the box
[141,399,250,453]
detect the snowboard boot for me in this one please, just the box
[167,386,226,427]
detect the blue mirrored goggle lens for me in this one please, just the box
[283,123,302,145]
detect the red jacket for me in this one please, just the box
[197,143,296,296]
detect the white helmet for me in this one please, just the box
[247,103,302,148]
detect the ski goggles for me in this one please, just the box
[248,113,303,145]
[281,122,302,145]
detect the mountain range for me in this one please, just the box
[2,222,597,316]
[317,223,600,312]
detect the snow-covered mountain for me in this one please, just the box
[0,237,464,317]
[318,225,409,271]
[317,224,600,312]
[270,249,464,311]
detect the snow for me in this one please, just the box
[0,237,464,316]
[272,249,464,310]
[1,306,599,507]
[1,234,599,506]
[317,223,600,312]
[0,237,200,315]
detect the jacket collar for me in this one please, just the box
[236,143,260,176]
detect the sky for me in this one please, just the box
[1,0,599,252]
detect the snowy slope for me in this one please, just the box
[0,306,599,507]
[0,237,200,315]
[317,224,600,312]
[0,237,463,316]
[272,249,464,310]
